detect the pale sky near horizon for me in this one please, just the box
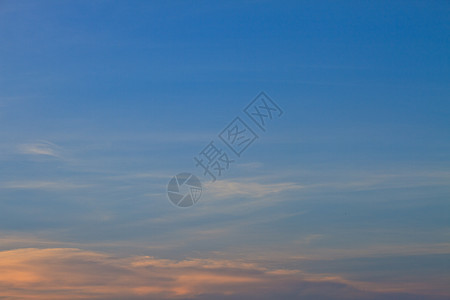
[0,1,449,299]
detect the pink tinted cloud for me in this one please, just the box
[0,248,447,300]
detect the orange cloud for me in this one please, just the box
[0,248,447,300]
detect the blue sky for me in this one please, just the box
[0,1,449,299]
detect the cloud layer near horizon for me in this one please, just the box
[0,248,448,300]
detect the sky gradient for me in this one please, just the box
[1,1,449,299]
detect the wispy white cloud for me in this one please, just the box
[204,179,303,199]
[0,180,91,190]
[261,168,450,193]
[312,170,450,192]
[18,140,62,158]
[292,242,450,260]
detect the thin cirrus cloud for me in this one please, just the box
[202,168,450,204]
[0,247,448,300]
[0,180,91,190]
[18,141,62,158]
[203,179,303,199]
